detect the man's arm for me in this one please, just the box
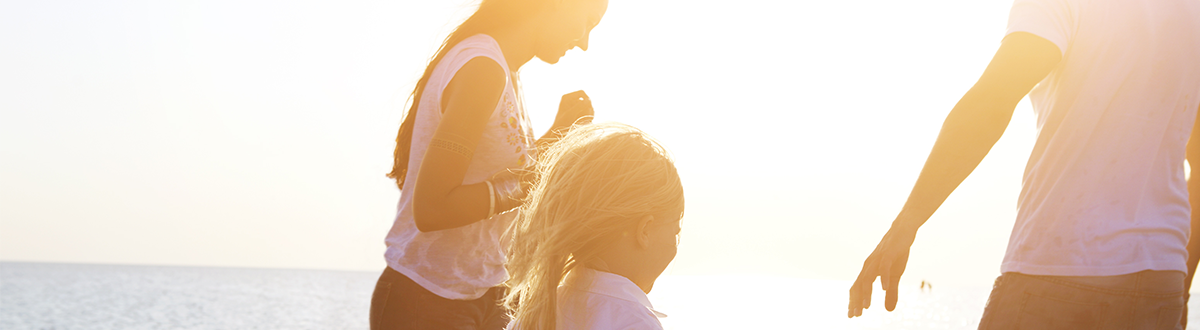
[891,32,1062,231]
[848,32,1062,318]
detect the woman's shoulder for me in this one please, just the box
[443,34,507,71]
[457,33,499,49]
[425,34,510,103]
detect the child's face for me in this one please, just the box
[641,212,682,292]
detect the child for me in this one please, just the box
[503,123,684,330]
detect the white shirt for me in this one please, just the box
[1001,0,1200,276]
[384,34,536,300]
[511,268,665,330]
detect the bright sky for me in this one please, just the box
[2,0,1037,287]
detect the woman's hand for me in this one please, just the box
[489,168,535,213]
[553,90,594,132]
[848,223,918,318]
[535,90,593,155]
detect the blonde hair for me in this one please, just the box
[502,122,685,330]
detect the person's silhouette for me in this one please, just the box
[848,1,1200,329]
[370,0,608,329]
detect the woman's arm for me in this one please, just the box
[411,57,507,232]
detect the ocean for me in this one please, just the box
[1,262,1195,329]
[1,262,374,330]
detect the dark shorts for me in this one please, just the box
[369,267,509,330]
[978,270,1185,330]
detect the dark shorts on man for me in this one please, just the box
[978,270,1185,330]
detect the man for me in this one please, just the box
[848,0,1200,328]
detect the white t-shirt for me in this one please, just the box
[509,268,666,330]
[384,34,536,300]
[1001,0,1200,276]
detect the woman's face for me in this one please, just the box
[535,0,608,64]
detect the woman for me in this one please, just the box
[370,0,609,329]
[504,123,685,330]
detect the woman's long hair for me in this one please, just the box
[503,123,685,330]
[387,0,549,188]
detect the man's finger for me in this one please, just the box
[849,266,877,318]
[848,279,860,305]
[848,281,860,318]
[849,275,872,318]
[885,273,901,311]
[857,258,879,310]
[861,278,873,310]
[879,257,892,291]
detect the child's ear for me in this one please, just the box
[635,215,655,249]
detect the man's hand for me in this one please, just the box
[848,224,918,318]
[844,32,1059,319]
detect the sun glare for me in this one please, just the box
[9,0,1188,328]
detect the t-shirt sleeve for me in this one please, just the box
[1006,0,1075,56]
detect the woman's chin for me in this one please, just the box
[536,52,567,65]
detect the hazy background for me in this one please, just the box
[3,0,1043,290]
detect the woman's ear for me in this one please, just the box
[635,215,655,249]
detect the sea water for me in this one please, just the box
[649,275,990,329]
[2,262,1196,329]
[1,262,374,330]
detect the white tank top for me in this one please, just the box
[385,34,535,300]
